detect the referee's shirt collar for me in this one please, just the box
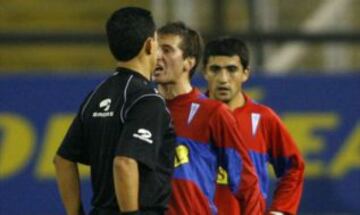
[115,67,150,83]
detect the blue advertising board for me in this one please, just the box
[0,73,359,214]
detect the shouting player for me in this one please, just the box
[153,22,264,215]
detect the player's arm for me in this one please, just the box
[53,155,85,215]
[266,110,305,215]
[113,156,139,212]
[210,104,265,214]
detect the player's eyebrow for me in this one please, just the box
[225,64,239,69]
[208,64,238,68]
[160,44,176,51]
[208,64,221,69]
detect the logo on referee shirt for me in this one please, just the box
[92,98,114,117]
[100,98,111,111]
[133,128,153,144]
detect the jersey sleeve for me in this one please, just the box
[115,94,170,170]
[57,92,92,165]
[209,104,265,214]
[266,109,305,214]
[57,112,89,165]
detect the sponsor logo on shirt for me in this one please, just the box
[133,128,153,144]
[174,144,190,167]
[216,166,229,185]
[92,98,114,117]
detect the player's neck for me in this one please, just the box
[158,81,192,100]
[227,91,246,111]
[117,60,151,80]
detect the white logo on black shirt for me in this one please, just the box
[100,98,111,111]
[92,98,114,117]
[133,128,153,144]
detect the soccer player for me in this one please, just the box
[53,7,175,215]
[203,37,305,215]
[153,22,264,215]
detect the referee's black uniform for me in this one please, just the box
[57,67,176,215]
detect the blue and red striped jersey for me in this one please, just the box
[215,93,305,215]
[166,89,264,215]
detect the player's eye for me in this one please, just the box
[162,47,170,54]
[209,65,221,74]
[161,45,174,54]
[226,65,239,73]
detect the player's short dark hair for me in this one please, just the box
[106,7,156,61]
[203,37,249,69]
[158,21,203,79]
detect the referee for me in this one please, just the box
[54,7,175,215]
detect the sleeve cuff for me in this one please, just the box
[121,210,140,215]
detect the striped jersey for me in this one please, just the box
[165,89,264,215]
[214,93,305,215]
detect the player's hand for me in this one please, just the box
[269,211,285,215]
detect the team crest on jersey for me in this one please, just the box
[251,113,261,136]
[92,98,114,117]
[187,103,200,124]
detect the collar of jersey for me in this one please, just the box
[116,67,150,83]
[233,92,252,113]
[166,88,202,106]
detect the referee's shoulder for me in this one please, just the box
[128,86,166,106]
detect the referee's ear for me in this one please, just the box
[144,37,155,56]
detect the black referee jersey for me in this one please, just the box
[57,67,176,214]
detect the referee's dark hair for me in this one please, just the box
[203,37,250,70]
[106,7,156,61]
[158,21,203,79]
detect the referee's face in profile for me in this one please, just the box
[204,55,249,104]
[153,34,187,84]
